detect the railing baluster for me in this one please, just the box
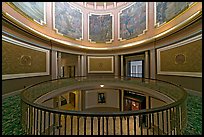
[48,112,50,135]
[120,117,123,135]
[149,112,151,129]
[84,117,86,135]
[43,111,46,135]
[33,108,36,135]
[162,111,164,135]
[140,115,143,135]
[58,114,61,135]
[98,117,100,135]
[134,116,136,135]
[91,117,94,135]
[30,107,33,135]
[166,109,169,135]
[176,106,181,135]
[36,109,38,135]
[102,117,104,135]
[173,107,175,135]
[70,116,73,135]
[113,117,116,135]
[170,109,172,135]
[127,116,129,135]
[152,113,154,135]
[106,117,109,135]
[40,110,42,135]
[146,114,149,135]
[64,115,67,135]
[28,105,30,135]
[157,112,160,135]
[77,116,79,135]
[53,113,55,135]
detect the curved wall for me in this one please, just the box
[2,2,202,94]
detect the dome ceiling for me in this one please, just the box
[74,2,130,10]
[2,2,201,51]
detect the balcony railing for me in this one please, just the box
[20,76,187,135]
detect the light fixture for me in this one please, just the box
[100,84,104,88]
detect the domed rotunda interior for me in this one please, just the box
[2,2,202,135]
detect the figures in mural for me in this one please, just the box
[120,2,147,40]
[12,2,44,24]
[156,2,193,26]
[55,2,82,40]
[89,14,112,43]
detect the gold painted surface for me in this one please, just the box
[160,40,202,72]
[2,41,46,75]
[89,57,113,72]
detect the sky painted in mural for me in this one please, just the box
[120,2,147,40]
[156,2,193,26]
[12,2,44,24]
[55,2,82,40]
[89,14,112,43]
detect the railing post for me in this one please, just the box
[84,117,86,135]
[176,106,181,135]
[134,116,137,135]
[70,115,73,135]
[40,110,42,135]
[97,117,100,135]
[91,117,94,135]
[157,112,160,135]
[64,115,67,135]
[113,116,116,135]
[127,116,130,135]
[106,117,109,135]
[166,109,169,135]
[77,116,79,135]
[120,117,123,135]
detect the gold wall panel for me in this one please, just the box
[160,40,201,72]
[88,56,114,73]
[157,35,202,77]
[2,36,50,79]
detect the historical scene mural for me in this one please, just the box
[155,2,194,26]
[119,2,147,40]
[12,2,45,24]
[89,14,113,43]
[54,2,82,40]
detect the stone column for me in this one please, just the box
[77,55,81,77]
[81,55,87,77]
[121,55,124,77]
[114,55,119,78]
[57,52,62,78]
[150,49,156,79]
[145,51,149,79]
[51,50,58,80]
[121,89,124,111]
